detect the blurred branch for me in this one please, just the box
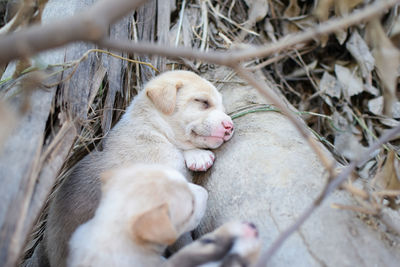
[101,0,398,65]
[0,0,397,65]
[231,0,400,62]
[254,123,400,267]
[0,0,148,64]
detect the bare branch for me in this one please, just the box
[230,0,400,62]
[0,0,148,64]
[100,0,399,65]
[254,123,400,267]
[0,0,397,65]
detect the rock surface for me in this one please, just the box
[194,69,400,267]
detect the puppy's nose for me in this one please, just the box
[222,120,234,131]
[243,222,259,238]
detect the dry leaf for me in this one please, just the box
[363,83,379,96]
[334,132,370,162]
[373,151,400,209]
[368,97,400,118]
[286,60,317,78]
[335,0,363,16]
[283,0,301,34]
[244,0,269,24]
[315,0,362,46]
[264,19,277,43]
[380,118,400,128]
[368,96,383,115]
[315,0,363,19]
[335,64,363,100]
[315,0,334,21]
[393,102,400,119]
[331,111,349,131]
[334,132,379,167]
[335,29,348,45]
[367,19,400,116]
[389,9,400,49]
[320,71,341,98]
[359,160,376,180]
[346,30,375,79]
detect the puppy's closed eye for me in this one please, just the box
[194,98,210,109]
[199,238,216,245]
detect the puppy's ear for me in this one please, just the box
[146,81,183,115]
[132,203,178,245]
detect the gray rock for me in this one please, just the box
[194,70,400,267]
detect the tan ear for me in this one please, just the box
[132,203,178,245]
[146,81,183,115]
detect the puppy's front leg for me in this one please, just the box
[183,149,215,171]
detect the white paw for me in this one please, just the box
[183,149,215,172]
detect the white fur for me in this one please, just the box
[68,165,208,267]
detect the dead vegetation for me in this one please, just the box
[1,0,400,266]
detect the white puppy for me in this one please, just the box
[67,164,208,267]
[29,70,233,267]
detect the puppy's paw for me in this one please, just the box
[184,149,215,172]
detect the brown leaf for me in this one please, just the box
[315,0,362,46]
[315,0,363,20]
[335,0,363,16]
[335,29,347,45]
[366,19,400,116]
[315,0,334,21]
[283,0,301,34]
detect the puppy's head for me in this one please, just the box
[145,70,234,149]
[100,164,208,247]
[167,221,261,267]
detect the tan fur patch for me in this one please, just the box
[132,203,178,245]
[146,82,181,115]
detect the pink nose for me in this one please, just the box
[222,120,234,131]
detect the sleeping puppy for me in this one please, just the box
[165,221,261,267]
[67,164,208,267]
[30,71,234,267]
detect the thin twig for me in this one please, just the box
[254,123,400,267]
[44,48,158,88]
[331,203,378,215]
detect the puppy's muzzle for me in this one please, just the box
[222,120,234,141]
[211,119,234,142]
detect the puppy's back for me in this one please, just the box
[45,153,106,267]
